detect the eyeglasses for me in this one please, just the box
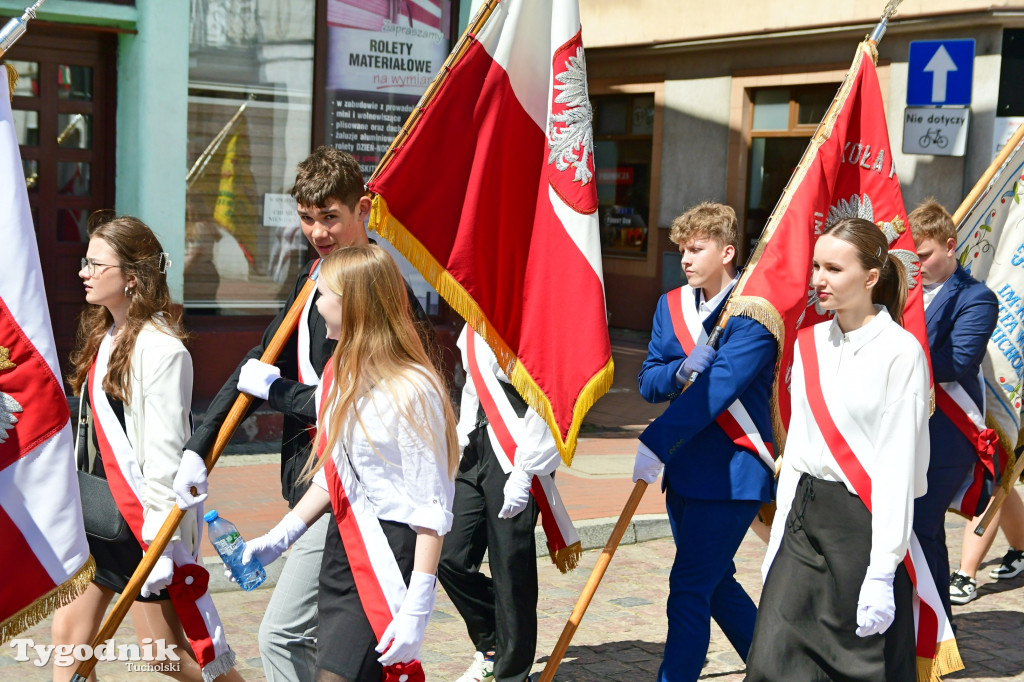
[80,258,121,277]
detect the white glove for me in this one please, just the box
[498,468,533,519]
[140,544,176,598]
[241,511,308,569]
[632,443,664,484]
[375,571,436,666]
[237,359,281,400]
[173,449,209,510]
[855,567,896,637]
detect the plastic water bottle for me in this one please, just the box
[204,509,266,591]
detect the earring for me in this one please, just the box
[124,286,133,297]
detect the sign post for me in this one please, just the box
[904,39,975,156]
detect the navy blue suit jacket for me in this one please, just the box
[638,288,776,503]
[927,264,998,469]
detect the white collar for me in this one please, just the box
[698,276,738,313]
[826,305,891,353]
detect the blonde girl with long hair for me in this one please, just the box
[52,214,243,682]
[240,244,457,682]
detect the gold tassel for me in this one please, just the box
[0,556,95,644]
[916,638,965,681]
[4,63,17,102]
[728,296,789,459]
[548,541,582,574]
[370,195,615,466]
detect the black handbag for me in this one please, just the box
[77,470,134,543]
[75,399,134,544]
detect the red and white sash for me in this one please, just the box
[464,330,581,573]
[797,327,961,681]
[297,259,322,386]
[934,378,998,518]
[316,364,426,682]
[88,332,235,682]
[666,286,775,471]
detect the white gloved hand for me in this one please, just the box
[237,359,282,400]
[140,544,176,598]
[498,468,533,519]
[632,443,664,484]
[173,449,209,510]
[375,571,436,666]
[240,511,308,569]
[855,567,896,637]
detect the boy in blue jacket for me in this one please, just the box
[632,202,776,682]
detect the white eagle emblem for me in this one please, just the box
[825,193,919,289]
[547,46,594,185]
[0,391,22,444]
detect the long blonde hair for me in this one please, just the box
[68,213,184,402]
[301,245,458,482]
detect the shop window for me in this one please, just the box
[592,93,653,258]
[745,84,835,254]
[185,0,315,314]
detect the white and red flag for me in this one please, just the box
[367,0,611,463]
[726,43,960,679]
[0,69,93,643]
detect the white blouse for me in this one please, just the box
[773,307,930,575]
[313,366,455,535]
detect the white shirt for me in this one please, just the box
[455,327,561,476]
[773,308,930,575]
[697,276,738,322]
[922,277,948,310]
[313,367,455,535]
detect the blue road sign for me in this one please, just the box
[907,39,975,106]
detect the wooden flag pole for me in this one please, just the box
[538,4,902,681]
[953,121,1024,225]
[538,481,648,682]
[70,277,317,682]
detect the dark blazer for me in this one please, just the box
[186,258,433,507]
[926,263,998,468]
[638,287,775,503]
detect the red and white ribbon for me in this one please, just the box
[934,378,997,518]
[88,332,235,681]
[666,285,775,471]
[464,330,580,570]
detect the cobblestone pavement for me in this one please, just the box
[4,508,1024,681]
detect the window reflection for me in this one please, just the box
[57,113,92,149]
[6,60,38,97]
[57,65,93,101]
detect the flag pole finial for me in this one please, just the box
[869,0,903,45]
[0,0,47,59]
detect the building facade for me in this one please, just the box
[3,0,1022,402]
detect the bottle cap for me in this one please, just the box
[203,509,219,522]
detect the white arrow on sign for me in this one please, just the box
[924,45,957,103]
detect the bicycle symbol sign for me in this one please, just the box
[902,106,970,157]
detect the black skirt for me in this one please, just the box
[317,514,417,681]
[746,474,915,682]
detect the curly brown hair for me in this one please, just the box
[291,146,365,209]
[68,213,185,403]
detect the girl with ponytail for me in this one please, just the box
[747,217,931,680]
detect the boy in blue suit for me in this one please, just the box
[632,202,776,682]
[908,199,998,613]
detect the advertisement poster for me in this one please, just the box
[325,0,455,177]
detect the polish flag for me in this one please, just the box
[0,70,93,643]
[368,0,611,463]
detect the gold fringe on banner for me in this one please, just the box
[4,63,17,102]
[370,195,614,466]
[917,637,965,682]
[0,556,95,645]
[549,541,582,574]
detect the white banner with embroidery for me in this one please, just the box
[956,129,1024,461]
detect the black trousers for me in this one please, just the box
[746,475,915,682]
[437,426,540,682]
[317,515,416,682]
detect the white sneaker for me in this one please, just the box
[455,651,494,682]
